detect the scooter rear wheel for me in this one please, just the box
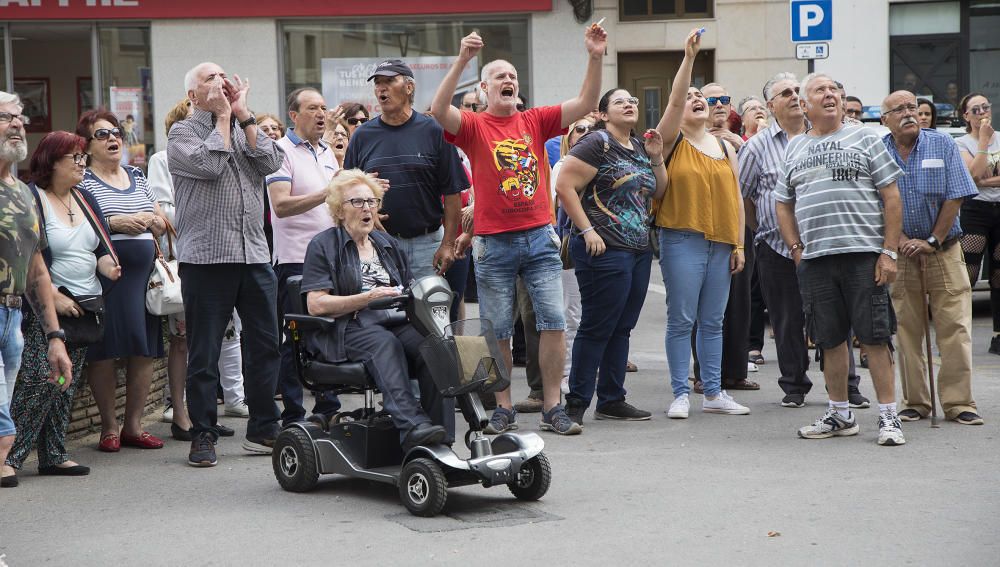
[272,428,319,492]
[399,458,448,517]
[508,452,551,501]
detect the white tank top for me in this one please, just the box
[39,191,102,297]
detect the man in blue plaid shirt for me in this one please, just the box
[881,90,984,426]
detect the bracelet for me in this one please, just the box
[978,150,989,154]
[579,226,596,235]
[650,159,664,167]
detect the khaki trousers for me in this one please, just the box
[890,243,977,419]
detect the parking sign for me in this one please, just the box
[791,0,832,42]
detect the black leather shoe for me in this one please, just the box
[1,472,18,488]
[402,423,447,452]
[214,424,235,437]
[171,423,192,441]
[38,463,90,476]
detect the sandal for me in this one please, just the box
[725,379,760,391]
[748,351,765,365]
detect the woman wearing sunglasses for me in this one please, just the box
[956,93,1000,355]
[2,132,121,484]
[340,102,370,136]
[75,109,168,452]
[652,29,749,419]
[555,89,667,425]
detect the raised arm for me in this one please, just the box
[431,32,482,136]
[656,29,702,157]
[560,24,608,128]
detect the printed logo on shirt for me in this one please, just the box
[492,138,540,201]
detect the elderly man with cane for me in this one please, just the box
[881,90,984,426]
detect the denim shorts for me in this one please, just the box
[472,225,565,339]
[1,306,25,437]
[797,252,896,349]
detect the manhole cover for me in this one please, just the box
[387,504,562,533]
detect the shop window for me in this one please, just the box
[621,0,713,21]
[889,2,961,124]
[99,25,152,167]
[0,26,7,92]
[970,0,1000,126]
[282,19,529,115]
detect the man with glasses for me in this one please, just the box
[0,91,73,487]
[775,73,906,446]
[460,91,479,113]
[701,83,744,152]
[881,90,983,426]
[343,59,467,281]
[168,62,284,467]
[845,96,864,122]
[266,87,341,428]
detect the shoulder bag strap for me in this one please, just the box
[71,188,119,266]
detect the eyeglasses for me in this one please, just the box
[610,97,639,107]
[742,105,764,114]
[347,117,369,126]
[845,108,864,117]
[969,103,993,116]
[332,131,348,139]
[884,104,918,116]
[89,127,122,141]
[573,124,592,134]
[0,112,31,125]
[462,102,478,111]
[344,197,382,209]
[64,153,91,166]
[771,87,800,100]
[706,96,732,106]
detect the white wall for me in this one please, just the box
[530,0,607,107]
[150,19,281,152]
[814,0,890,106]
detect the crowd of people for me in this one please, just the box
[0,22,996,483]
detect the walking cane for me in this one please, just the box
[917,254,941,428]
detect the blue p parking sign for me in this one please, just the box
[791,0,832,42]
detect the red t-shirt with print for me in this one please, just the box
[444,105,565,235]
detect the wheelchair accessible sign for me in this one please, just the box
[791,0,831,62]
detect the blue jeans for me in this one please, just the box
[0,306,24,437]
[566,238,652,408]
[472,225,565,340]
[659,229,733,397]
[396,227,444,282]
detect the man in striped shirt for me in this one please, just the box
[774,73,907,446]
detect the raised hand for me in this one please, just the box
[459,32,483,62]
[326,104,345,126]
[684,28,702,59]
[228,74,251,120]
[643,129,663,157]
[205,80,231,116]
[584,22,608,58]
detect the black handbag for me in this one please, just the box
[57,287,105,347]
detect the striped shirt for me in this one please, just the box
[883,129,978,240]
[738,121,797,258]
[774,125,902,260]
[167,108,283,264]
[81,166,155,241]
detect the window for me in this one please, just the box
[970,0,1000,126]
[621,0,713,21]
[889,2,961,123]
[99,25,152,167]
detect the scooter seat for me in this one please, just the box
[303,360,373,388]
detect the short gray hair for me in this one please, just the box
[762,72,798,101]
[801,73,836,98]
[183,62,218,93]
[0,91,23,112]
[403,76,416,104]
[481,59,515,83]
[737,95,763,115]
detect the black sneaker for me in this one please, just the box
[781,393,806,408]
[565,401,586,426]
[955,411,984,425]
[898,408,922,422]
[188,432,218,467]
[990,335,1000,356]
[848,388,870,409]
[594,400,652,421]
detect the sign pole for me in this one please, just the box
[808,59,815,73]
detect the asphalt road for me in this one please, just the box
[2,270,998,566]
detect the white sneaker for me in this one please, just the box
[703,390,751,415]
[877,412,906,446]
[161,403,173,423]
[747,362,759,373]
[224,400,250,418]
[667,394,690,419]
[560,376,570,395]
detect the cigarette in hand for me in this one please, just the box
[594,17,606,27]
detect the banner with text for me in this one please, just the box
[108,87,146,167]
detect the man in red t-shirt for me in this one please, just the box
[430,24,607,436]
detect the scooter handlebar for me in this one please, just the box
[368,291,410,310]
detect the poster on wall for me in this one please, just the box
[109,87,145,167]
[13,78,51,133]
[321,57,478,117]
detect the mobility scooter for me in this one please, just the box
[271,275,551,517]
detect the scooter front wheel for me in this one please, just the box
[272,428,319,492]
[399,458,448,517]
[508,452,551,501]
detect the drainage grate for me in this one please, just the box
[387,504,562,533]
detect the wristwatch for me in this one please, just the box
[238,113,257,130]
[789,241,805,252]
[926,235,941,250]
[881,248,898,261]
[46,329,67,343]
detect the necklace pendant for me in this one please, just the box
[67,210,75,222]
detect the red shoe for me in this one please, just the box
[98,433,120,452]
[120,431,164,449]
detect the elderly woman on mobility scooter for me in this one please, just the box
[300,169,456,452]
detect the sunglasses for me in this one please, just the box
[573,124,592,134]
[969,103,993,116]
[89,127,122,141]
[344,197,382,209]
[347,117,369,126]
[706,96,732,106]
[845,108,863,117]
[771,87,800,100]
[610,97,639,107]
[65,153,91,166]
[462,102,478,111]
[0,112,31,125]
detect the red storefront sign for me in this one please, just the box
[0,0,552,19]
